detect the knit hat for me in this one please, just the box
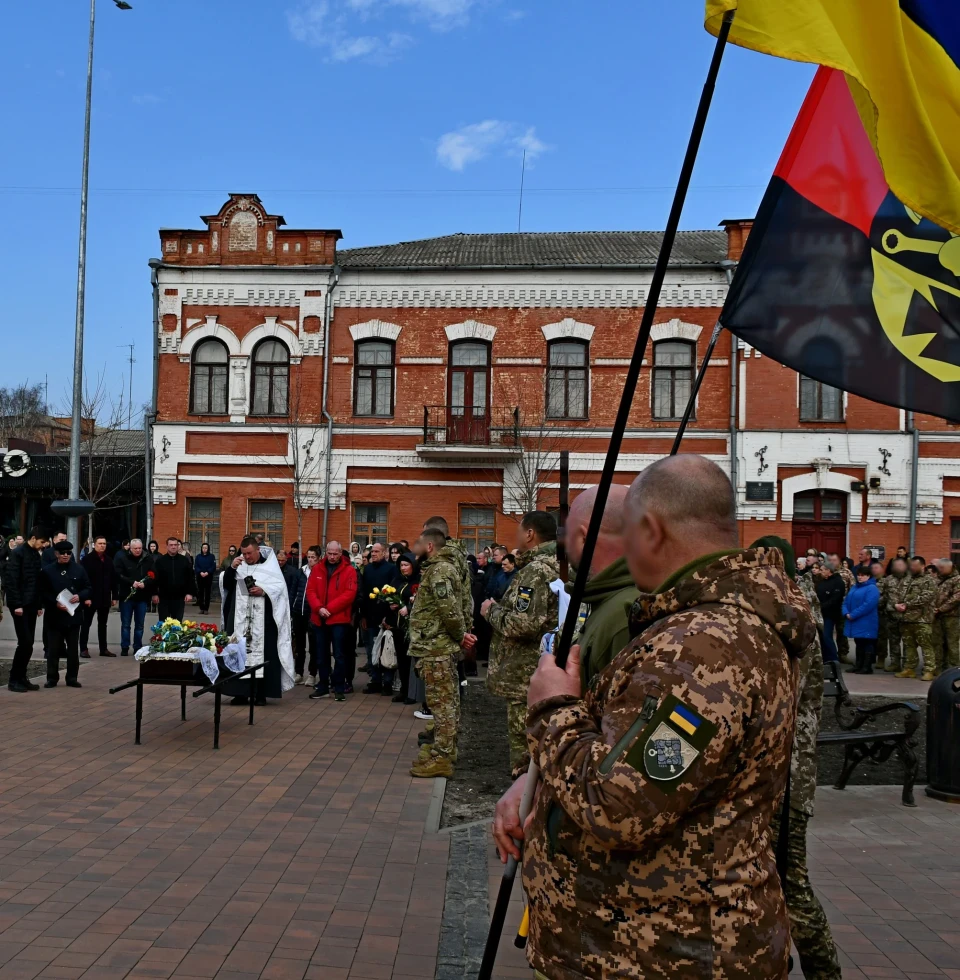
[54,540,74,554]
[749,534,797,581]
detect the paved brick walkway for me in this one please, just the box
[0,654,446,980]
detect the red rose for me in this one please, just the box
[147,571,155,578]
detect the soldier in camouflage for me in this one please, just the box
[932,558,960,678]
[422,516,475,654]
[483,511,560,777]
[497,456,814,980]
[896,557,938,679]
[755,538,842,980]
[882,558,910,671]
[494,486,638,836]
[407,528,467,778]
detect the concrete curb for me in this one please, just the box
[425,775,447,834]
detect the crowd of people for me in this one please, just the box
[801,546,960,680]
[0,522,559,786]
[8,471,960,979]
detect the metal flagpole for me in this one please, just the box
[65,0,98,547]
[477,11,736,978]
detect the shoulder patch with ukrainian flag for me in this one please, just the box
[515,586,532,612]
[624,694,717,789]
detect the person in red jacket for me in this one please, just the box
[306,540,358,701]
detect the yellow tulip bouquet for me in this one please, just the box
[368,584,403,609]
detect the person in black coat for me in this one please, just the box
[5,526,51,692]
[114,539,158,655]
[80,536,118,657]
[41,540,91,687]
[152,537,197,623]
[814,564,846,663]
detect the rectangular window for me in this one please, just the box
[459,505,496,554]
[187,499,221,558]
[799,376,843,421]
[355,342,395,416]
[248,500,283,547]
[546,341,588,419]
[652,341,694,420]
[352,503,388,547]
[952,519,960,566]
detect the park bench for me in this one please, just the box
[816,661,921,806]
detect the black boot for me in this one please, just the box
[851,644,864,673]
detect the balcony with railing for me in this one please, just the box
[416,406,522,461]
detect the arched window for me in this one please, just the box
[250,339,289,416]
[652,340,694,420]
[354,340,395,416]
[546,340,588,419]
[190,339,228,415]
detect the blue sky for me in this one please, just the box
[0,0,814,418]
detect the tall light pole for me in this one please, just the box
[59,0,132,544]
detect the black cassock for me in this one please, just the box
[221,558,284,699]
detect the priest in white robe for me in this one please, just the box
[220,537,296,705]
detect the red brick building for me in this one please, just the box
[150,194,960,563]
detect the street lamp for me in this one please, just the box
[61,0,132,545]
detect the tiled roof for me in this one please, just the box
[337,230,728,270]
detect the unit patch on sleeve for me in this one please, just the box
[623,694,717,789]
[515,587,532,612]
[435,580,448,599]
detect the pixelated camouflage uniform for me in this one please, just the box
[932,570,960,675]
[834,565,854,660]
[881,572,910,670]
[901,573,937,675]
[798,573,823,630]
[875,574,889,663]
[408,545,465,762]
[522,547,815,980]
[773,628,842,980]
[444,537,474,642]
[486,541,559,776]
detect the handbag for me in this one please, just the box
[374,627,398,669]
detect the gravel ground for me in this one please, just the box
[440,679,512,829]
[817,693,926,786]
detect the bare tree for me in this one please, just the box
[0,383,47,446]
[255,370,325,550]
[470,377,590,518]
[59,370,145,539]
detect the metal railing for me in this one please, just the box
[421,406,520,447]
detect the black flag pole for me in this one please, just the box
[477,12,735,980]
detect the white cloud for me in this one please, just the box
[436,120,552,171]
[288,0,476,62]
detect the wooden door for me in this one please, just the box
[448,342,490,443]
[792,490,848,555]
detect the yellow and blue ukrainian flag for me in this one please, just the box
[669,703,701,737]
[705,1,960,235]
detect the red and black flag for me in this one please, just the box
[720,67,960,421]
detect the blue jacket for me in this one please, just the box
[194,552,218,576]
[842,579,880,639]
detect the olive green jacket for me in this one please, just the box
[576,555,640,694]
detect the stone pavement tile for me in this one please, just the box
[0,657,446,980]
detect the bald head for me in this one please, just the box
[624,455,738,591]
[566,484,628,577]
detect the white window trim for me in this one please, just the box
[650,319,703,344]
[240,318,302,358]
[540,318,595,342]
[781,471,863,523]
[349,319,403,343]
[445,320,497,343]
[179,316,241,357]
